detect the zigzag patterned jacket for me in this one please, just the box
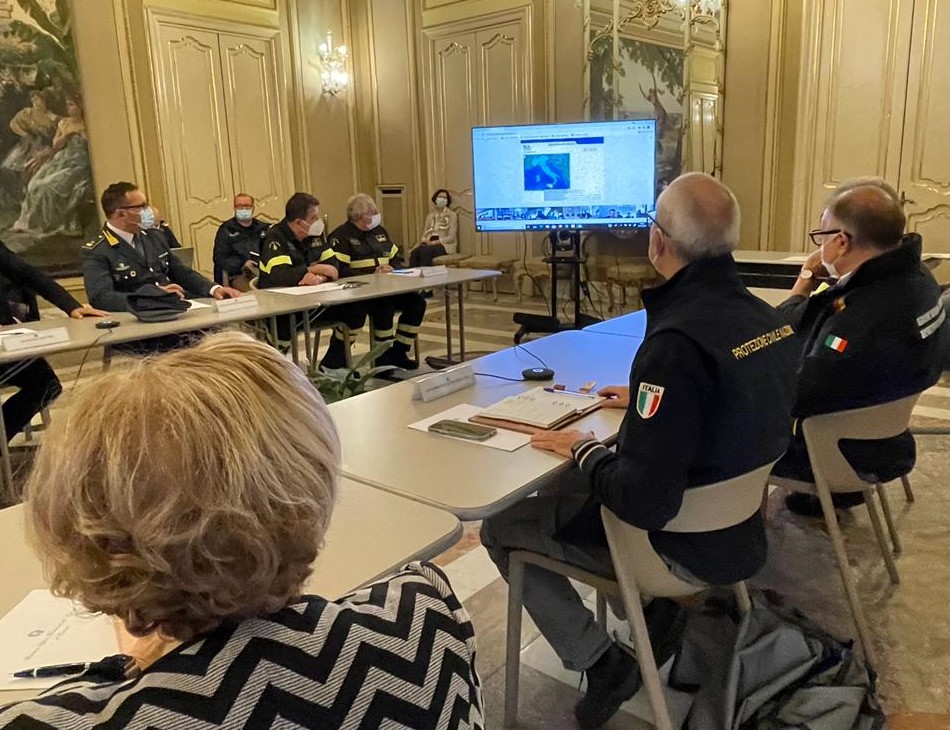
[0,563,484,730]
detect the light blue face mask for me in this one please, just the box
[138,206,156,229]
[235,208,253,222]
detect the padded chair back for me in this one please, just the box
[802,394,919,493]
[602,461,775,597]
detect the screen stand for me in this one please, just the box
[512,231,601,344]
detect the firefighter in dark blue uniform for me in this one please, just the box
[774,179,950,516]
[327,193,426,370]
[257,192,366,369]
[212,193,269,289]
[481,174,799,729]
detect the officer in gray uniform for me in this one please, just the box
[83,182,241,312]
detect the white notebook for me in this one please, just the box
[389,266,448,278]
[475,387,604,429]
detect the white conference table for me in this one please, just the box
[0,268,499,367]
[0,477,459,614]
[0,477,460,702]
[583,309,647,339]
[328,329,640,520]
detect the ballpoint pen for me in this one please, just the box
[543,387,597,398]
[13,654,134,680]
[14,661,89,678]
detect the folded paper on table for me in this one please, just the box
[268,283,345,295]
[390,266,448,278]
[185,299,213,310]
[0,590,117,691]
[472,386,604,429]
[408,404,530,451]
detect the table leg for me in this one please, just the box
[444,286,454,362]
[303,309,312,363]
[457,283,466,361]
[290,313,300,366]
[0,406,12,499]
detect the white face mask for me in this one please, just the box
[307,218,325,237]
[138,206,156,229]
[235,208,253,222]
[435,197,448,208]
[821,253,840,279]
[369,213,381,229]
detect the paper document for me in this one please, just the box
[409,404,530,451]
[0,590,118,692]
[390,266,448,278]
[185,300,212,310]
[268,283,345,296]
[476,386,604,429]
[780,255,809,263]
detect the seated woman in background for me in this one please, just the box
[411,188,458,266]
[0,332,483,729]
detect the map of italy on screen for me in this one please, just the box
[472,120,656,232]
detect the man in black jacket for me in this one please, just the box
[480,173,799,729]
[327,193,425,370]
[0,242,106,442]
[258,192,365,369]
[82,182,241,312]
[212,193,269,289]
[775,178,950,516]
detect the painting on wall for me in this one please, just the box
[0,0,97,276]
[589,35,685,194]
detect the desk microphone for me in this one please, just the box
[522,367,554,381]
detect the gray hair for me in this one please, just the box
[657,172,740,261]
[346,193,377,222]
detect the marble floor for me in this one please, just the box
[14,285,950,728]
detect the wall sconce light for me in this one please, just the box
[318,30,349,96]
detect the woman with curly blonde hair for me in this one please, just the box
[0,332,482,729]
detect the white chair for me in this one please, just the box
[770,393,920,667]
[504,462,775,730]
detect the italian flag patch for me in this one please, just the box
[824,335,848,352]
[636,382,665,419]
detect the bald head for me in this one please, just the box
[656,172,740,262]
[826,181,905,250]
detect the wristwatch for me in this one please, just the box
[798,268,814,280]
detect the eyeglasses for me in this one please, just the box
[808,228,852,246]
[644,211,672,238]
[117,203,149,211]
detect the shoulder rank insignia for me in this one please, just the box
[82,238,102,250]
[636,382,665,419]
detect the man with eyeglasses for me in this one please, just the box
[481,173,799,728]
[774,177,950,517]
[83,182,242,312]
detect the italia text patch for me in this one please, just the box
[636,383,664,419]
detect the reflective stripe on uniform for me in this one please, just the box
[373,327,395,339]
[259,254,293,274]
[397,323,421,334]
[395,333,415,346]
[334,252,352,263]
[349,258,376,268]
[319,248,336,262]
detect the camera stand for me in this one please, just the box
[512,230,601,343]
